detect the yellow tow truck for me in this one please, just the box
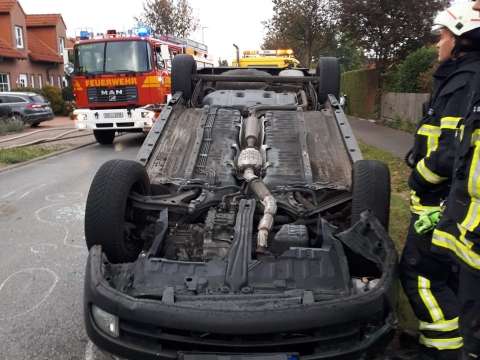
[232,49,300,68]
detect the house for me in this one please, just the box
[0,0,66,91]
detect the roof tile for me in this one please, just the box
[0,37,26,59]
[27,31,63,63]
[26,14,65,28]
[0,0,16,13]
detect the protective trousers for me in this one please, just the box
[400,214,462,358]
[433,220,480,358]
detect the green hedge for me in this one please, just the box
[341,69,379,118]
[385,47,437,93]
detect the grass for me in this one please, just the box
[360,141,418,331]
[0,145,63,165]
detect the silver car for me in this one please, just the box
[0,92,54,127]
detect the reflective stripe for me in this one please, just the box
[418,276,444,322]
[471,129,480,145]
[461,144,480,231]
[440,117,461,130]
[419,317,459,332]
[418,124,441,137]
[410,191,441,215]
[418,124,441,157]
[416,159,447,185]
[432,230,480,270]
[419,335,463,350]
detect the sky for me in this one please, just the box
[18,0,273,64]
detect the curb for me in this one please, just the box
[0,139,97,174]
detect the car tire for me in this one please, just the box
[172,54,197,100]
[85,159,151,263]
[351,160,391,229]
[93,130,115,145]
[316,57,340,104]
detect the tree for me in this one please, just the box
[263,0,338,68]
[338,0,448,71]
[386,47,437,93]
[136,0,198,38]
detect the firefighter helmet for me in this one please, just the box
[432,3,480,37]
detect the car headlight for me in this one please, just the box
[140,111,154,119]
[91,305,119,338]
[75,113,88,121]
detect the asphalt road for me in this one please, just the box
[0,134,144,360]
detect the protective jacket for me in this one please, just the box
[408,53,480,215]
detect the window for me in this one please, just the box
[18,74,27,88]
[31,75,35,88]
[57,76,62,88]
[2,95,26,104]
[49,75,54,85]
[0,73,10,91]
[74,40,151,74]
[38,74,43,89]
[59,37,65,55]
[15,26,24,49]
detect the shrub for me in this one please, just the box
[41,85,65,115]
[386,47,437,93]
[0,117,25,135]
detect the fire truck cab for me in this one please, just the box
[73,30,209,145]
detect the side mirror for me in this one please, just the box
[65,63,74,76]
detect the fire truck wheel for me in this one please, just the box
[316,57,340,104]
[93,130,115,145]
[85,159,151,263]
[172,54,197,100]
[351,160,391,229]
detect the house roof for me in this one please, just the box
[27,31,63,63]
[0,0,16,13]
[0,37,26,59]
[26,14,66,29]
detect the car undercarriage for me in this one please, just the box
[83,56,398,359]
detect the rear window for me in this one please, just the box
[29,95,46,103]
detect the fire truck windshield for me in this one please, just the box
[74,40,151,74]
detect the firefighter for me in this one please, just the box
[400,3,480,359]
[431,1,480,358]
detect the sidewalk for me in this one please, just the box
[0,116,94,149]
[348,116,414,159]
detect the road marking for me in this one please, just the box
[0,267,59,320]
[34,202,84,249]
[0,190,16,199]
[18,183,47,200]
[30,243,58,255]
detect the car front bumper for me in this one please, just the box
[84,238,397,360]
[74,108,154,131]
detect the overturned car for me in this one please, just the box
[83,55,398,360]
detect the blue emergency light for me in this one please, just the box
[79,31,90,40]
[137,27,150,37]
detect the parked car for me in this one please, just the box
[0,92,54,127]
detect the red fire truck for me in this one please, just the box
[72,30,211,144]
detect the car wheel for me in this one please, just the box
[93,130,115,145]
[316,57,340,104]
[351,160,391,229]
[85,159,151,263]
[172,54,197,100]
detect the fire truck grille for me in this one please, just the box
[87,86,138,103]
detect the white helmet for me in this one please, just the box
[432,2,480,36]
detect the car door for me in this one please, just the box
[3,95,27,115]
